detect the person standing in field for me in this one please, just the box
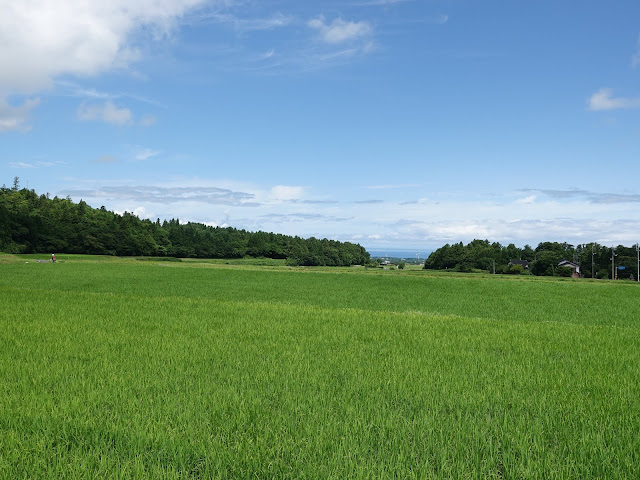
[51,253,56,263]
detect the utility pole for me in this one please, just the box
[591,243,595,279]
[611,246,616,280]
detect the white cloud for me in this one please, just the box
[384,217,640,249]
[112,206,149,218]
[203,220,228,228]
[77,101,133,125]
[0,0,207,131]
[231,13,292,32]
[0,0,206,96]
[0,98,41,132]
[52,176,640,250]
[132,206,149,218]
[588,88,640,111]
[308,17,373,44]
[516,195,536,204]
[270,185,305,201]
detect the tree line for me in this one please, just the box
[0,179,369,267]
[424,239,639,279]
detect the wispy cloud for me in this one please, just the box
[259,213,353,223]
[9,160,65,168]
[189,11,293,32]
[312,45,374,63]
[77,101,133,126]
[57,81,164,107]
[258,49,276,61]
[435,14,448,25]
[308,16,373,45]
[290,199,339,205]
[367,183,421,190]
[62,185,259,207]
[179,10,379,74]
[230,13,291,32]
[134,148,161,161]
[8,162,35,169]
[521,188,640,204]
[0,98,41,132]
[399,198,430,205]
[588,88,640,111]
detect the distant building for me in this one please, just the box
[557,259,580,278]
[508,259,530,270]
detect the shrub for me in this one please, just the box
[507,264,524,275]
[556,266,573,277]
[455,262,473,273]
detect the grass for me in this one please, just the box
[1,254,639,478]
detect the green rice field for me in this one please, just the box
[1,254,639,478]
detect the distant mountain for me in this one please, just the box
[368,249,430,260]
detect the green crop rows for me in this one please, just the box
[1,255,639,478]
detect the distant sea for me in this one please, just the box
[367,249,431,260]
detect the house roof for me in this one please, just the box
[558,259,578,268]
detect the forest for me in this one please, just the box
[0,179,369,267]
[424,239,639,279]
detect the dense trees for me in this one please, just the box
[424,239,533,273]
[0,182,369,266]
[424,239,639,278]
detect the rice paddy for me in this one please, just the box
[1,255,639,478]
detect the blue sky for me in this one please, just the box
[2,0,640,251]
